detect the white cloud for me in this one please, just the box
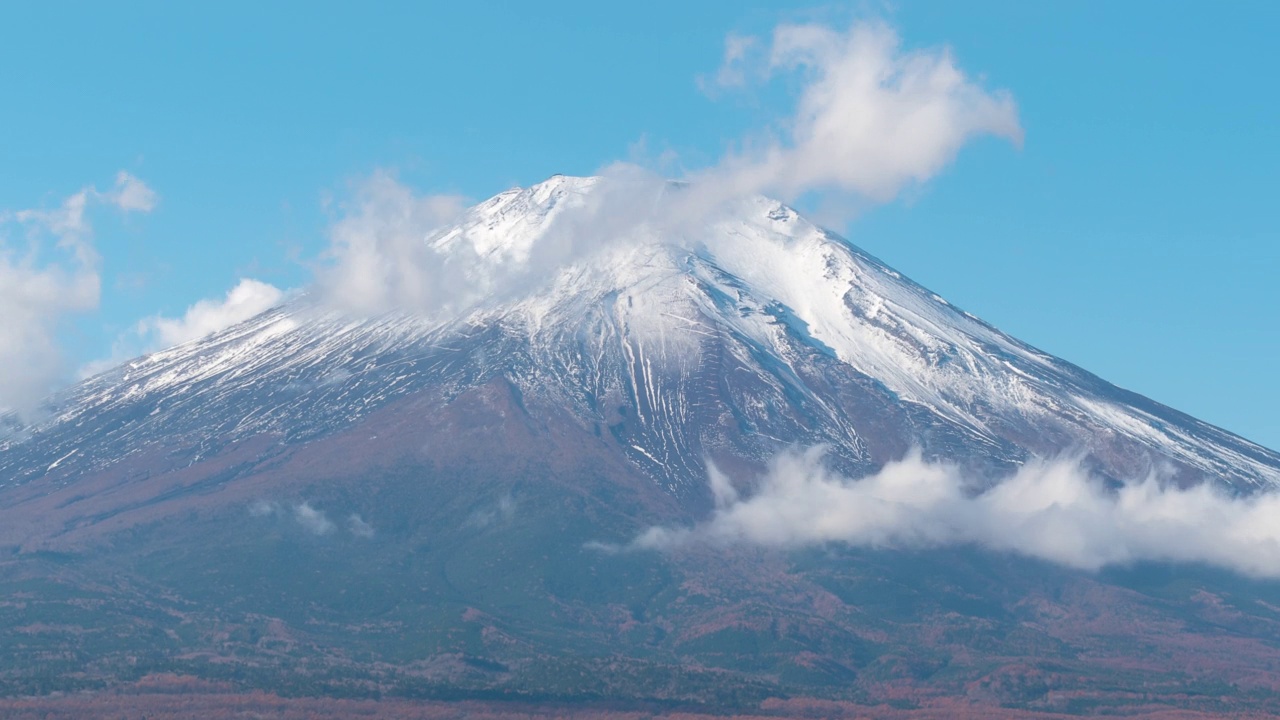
[251,501,367,538]
[137,278,284,348]
[11,171,156,252]
[465,493,517,529]
[347,514,375,538]
[696,20,1022,206]
[82,277,283,377]
[700,32,758,91]
[314,164,688,320]
[248,499,280,517]
[315,171,467,316]
[0,257,99,412]
[105,171,159,213]
[294,502,335,536]
[633,447,1280,578]
[13,191,92,255]
[0,172,156,413]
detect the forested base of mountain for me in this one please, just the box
[5,534,1280,718]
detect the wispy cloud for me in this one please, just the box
[630,447,1280,578]
[312,165,684,320]
[250,500,374,539]
[105,171,159,213]
[699,32,758,92]
[465,493,517,529]
[315,171,468,317]
[137,278,285,348]
[0,172,156,413]
[695,20,1021,207]
[10,172,156,255]
[293,502,335,536]
[248,499,279,518]
[347,514,375,538]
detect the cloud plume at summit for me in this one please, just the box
[312,19,1020,321]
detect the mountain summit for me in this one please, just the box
[2,175,1280,712]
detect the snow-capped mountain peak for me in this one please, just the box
[428,174,602,263]
[4,175,1278,497]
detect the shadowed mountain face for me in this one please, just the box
[2,176,1280,714]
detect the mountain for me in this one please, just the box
[5,175,1276,500]
[2,175,1280,716]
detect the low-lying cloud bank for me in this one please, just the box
[632,447,1280,578]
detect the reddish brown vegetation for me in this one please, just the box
[0,690,1273,720]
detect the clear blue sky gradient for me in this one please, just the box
[1,2,1277,448]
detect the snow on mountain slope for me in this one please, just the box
[3,174,1278,495]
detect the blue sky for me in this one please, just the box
[1,1,1277,449]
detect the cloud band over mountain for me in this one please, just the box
[632,447,1280,578]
